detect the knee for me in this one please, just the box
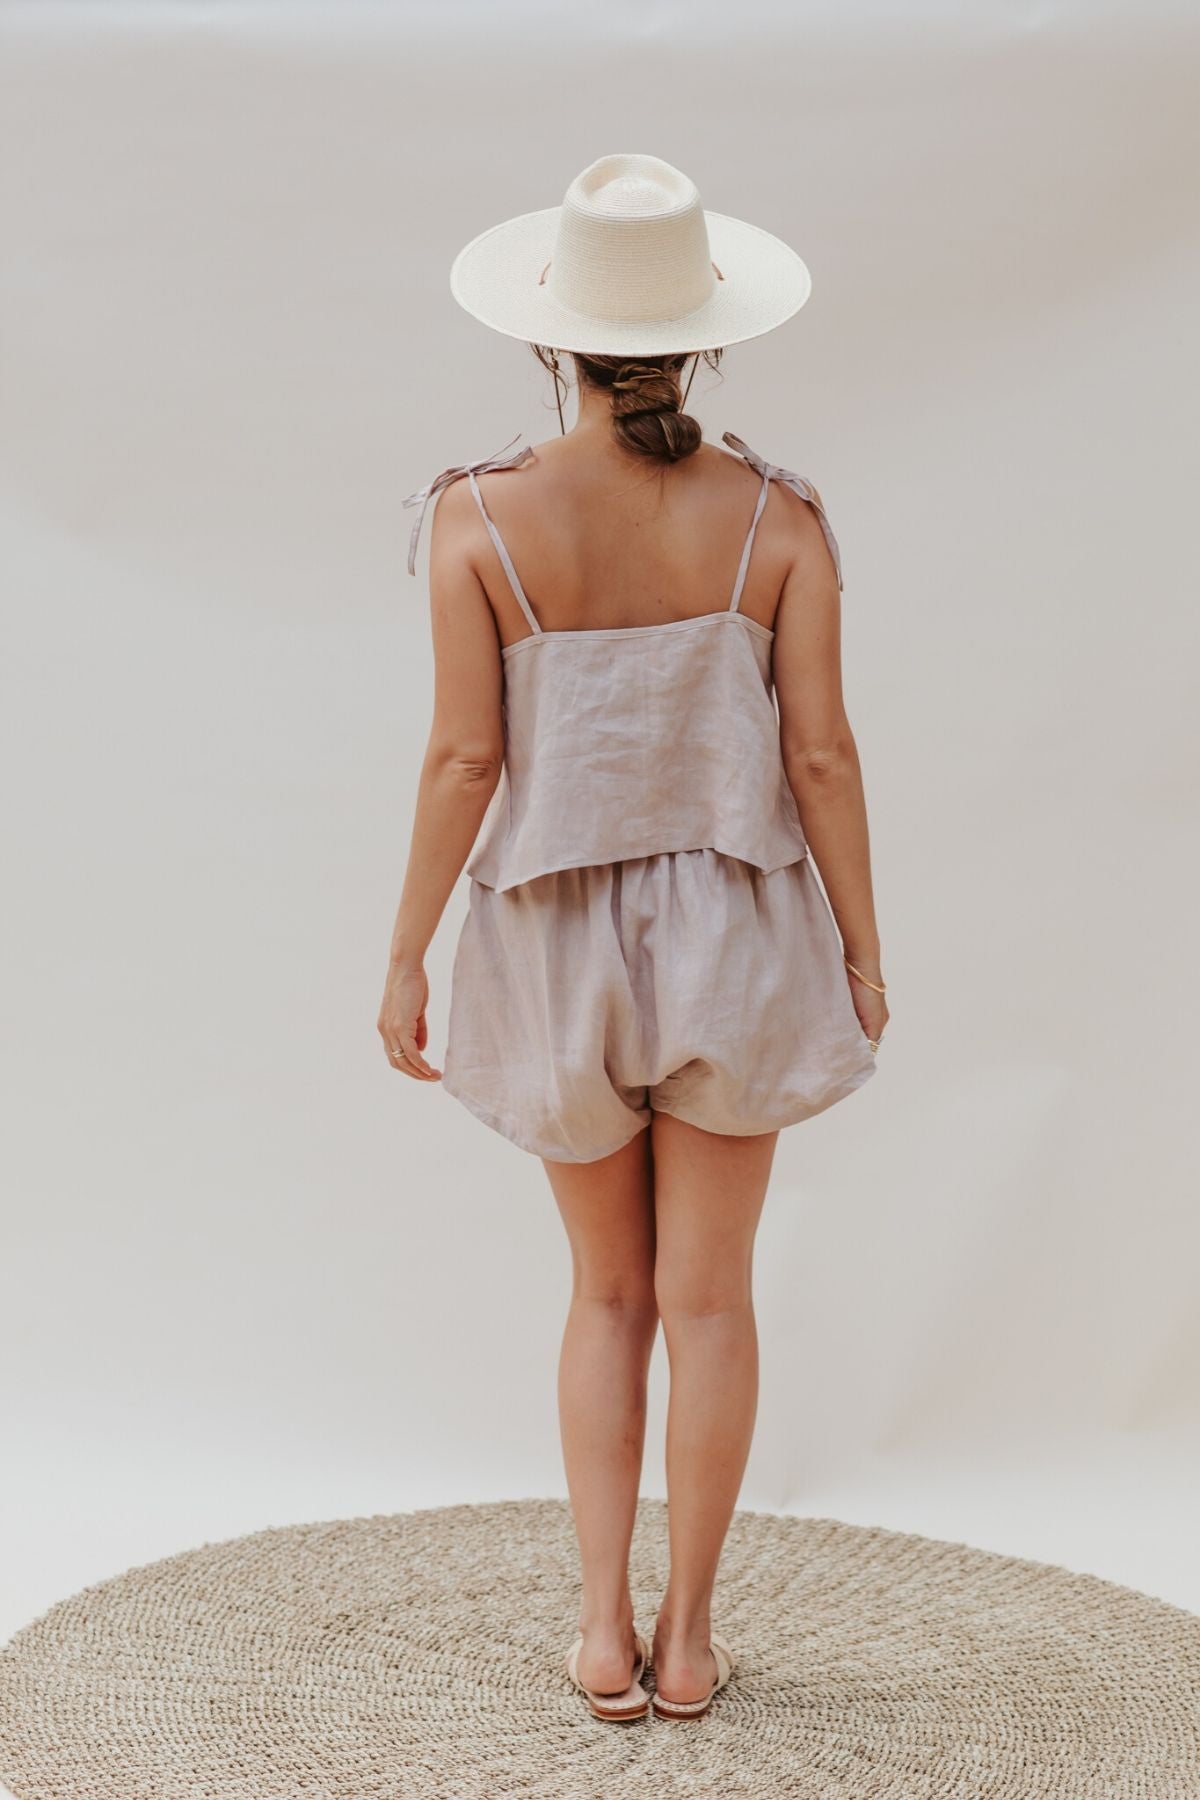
[654,1267,753,1331]
[573,1276,658,1328]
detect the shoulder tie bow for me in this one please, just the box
[402,437,535,576]
[722,432,844,592]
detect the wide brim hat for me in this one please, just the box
[449,152,813,356]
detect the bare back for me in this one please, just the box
[459,435,833,649]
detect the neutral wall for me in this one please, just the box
[2,0,1198,1653]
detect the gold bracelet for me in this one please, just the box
[843,957,886,994]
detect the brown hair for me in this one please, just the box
[531,346,723,462]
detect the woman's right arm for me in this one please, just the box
[771,497,889,1044]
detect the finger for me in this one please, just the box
[400,1033,441,1081]
[384,1040,417,1077]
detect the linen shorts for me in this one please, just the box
[441,847,878,1165]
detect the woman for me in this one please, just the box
[378,154,888,1723]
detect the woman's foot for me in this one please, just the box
[651,1616,720,1706]
[575,1618,642,1696]
[566,1621,649,1721]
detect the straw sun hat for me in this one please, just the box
[449,152,813,356]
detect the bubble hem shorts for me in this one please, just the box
[440,847,879,1165]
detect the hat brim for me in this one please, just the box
[449,207,812,355]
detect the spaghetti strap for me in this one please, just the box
[728,469,772,613]
[465,470,541,636]
[402,437,541,634]
[721,431,844,593]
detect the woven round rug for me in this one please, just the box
[1,1497,1198,1800]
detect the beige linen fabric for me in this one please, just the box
[406,434,875,1163]
[403,433,843,895]
[469,610,811,891]
[443,848,877,1163]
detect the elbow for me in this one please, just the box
[452,751,503,786]
[782,738,857,786]
[427,741,504,788]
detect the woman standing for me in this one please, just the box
[379,154,888,1723]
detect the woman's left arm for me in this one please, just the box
[377,480,504,1081]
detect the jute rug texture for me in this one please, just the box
[1,1496,1198,1799]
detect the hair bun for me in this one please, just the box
[536,346,719,463]
[610,363,681,419]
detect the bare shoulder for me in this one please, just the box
[467,442,555,518]
[703,437,828,519]
[759,462,839,588]
[426,469,492,571]
[695,438,760,491]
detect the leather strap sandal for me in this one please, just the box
[565,1629,651,1721]
[650,1630,735,1720]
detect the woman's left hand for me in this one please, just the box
[378,964,442,1081]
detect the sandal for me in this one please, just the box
[565,1628,651,1721]
[651,1630,735,1720]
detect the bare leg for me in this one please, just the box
[543,1124,658,1696]
[649,1111,777,1704]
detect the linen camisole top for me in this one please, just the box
[403,432,844,895]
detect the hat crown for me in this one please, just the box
[565,153,698,219]
[548,153,715,327]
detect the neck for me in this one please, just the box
[562,376,679,480]
[566,377,617,441]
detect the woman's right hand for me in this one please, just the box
[844,957,889,1048]
[378,962,443,1081]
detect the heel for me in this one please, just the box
[565,1630,650,1722]
[651,1631,734,1720]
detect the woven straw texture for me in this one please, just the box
[1,1496,1198,1799]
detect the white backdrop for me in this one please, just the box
[2,0,1198,1665]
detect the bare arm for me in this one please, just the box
[771,494,889,1039]
[377,481,505,1080]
